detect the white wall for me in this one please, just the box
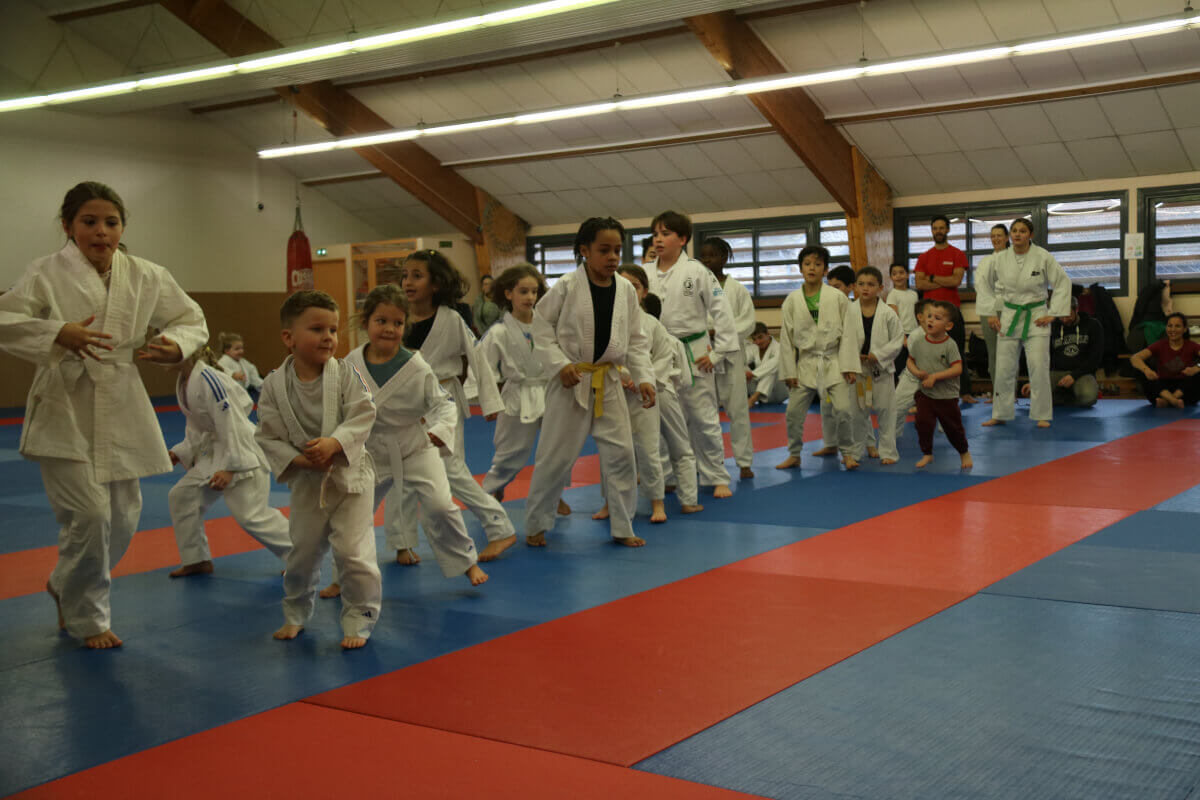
[0,107,386,292]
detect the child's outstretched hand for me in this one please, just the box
[137,334,182,364]
[639,382,656,408]
[303,437,343,469]
[56,315,113,360]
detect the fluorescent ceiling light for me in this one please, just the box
[0,0,620,113]
[259,11,1200,159]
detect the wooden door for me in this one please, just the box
[312,258,351,358]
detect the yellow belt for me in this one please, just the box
[575,362,612,418]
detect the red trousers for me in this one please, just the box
[915,393,969,455]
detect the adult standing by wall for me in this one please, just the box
[974,224,1010,389]
[914,214,974,403]
[473,274,502,333]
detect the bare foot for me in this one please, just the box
[592,504,610,520]
[479,534,517,562]
[739,466,755,479]
[664,485,676,494]
[273,624,303,640]
[812,446,837,457]
[396,548,421,566]
[1155,397,1170,408]
[960,452,974,469]
[681,503,704,514]
[880,458,897,465]
[650,499,667,523]
[713,484,732,498]
[867,447,879,459]
[341,636,367,649]
[526,531,546,547]
[1036,420,1051,428]
[169,560,214,578]
[47,581,64,630]
[915,455,934,468]
[466,564,489,586]
[319,582,342,599]
[614,536,646,547]
[557,499,572,515]
[1170,393,1186,409]
[842,456,859,471]
[85,630,122,649]
[981,419,1006,427]
[961,394,978,405]
[775,456,800,470]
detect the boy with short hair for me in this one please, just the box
[747,322,787,405]
[776,245,858,470]
[827,265,856,296]
[907,300,972,469]
[255,290,382,649]
[649,210,738,498]
[840,267,904,465]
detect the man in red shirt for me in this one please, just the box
[914,215,975,402]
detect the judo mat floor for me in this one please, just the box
[3,398,1200,799]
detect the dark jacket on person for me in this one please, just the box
[1050,312,1104,379]
[1072,283,1124,370]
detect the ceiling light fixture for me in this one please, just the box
[0,0,620,113]
[257,11,1200,160]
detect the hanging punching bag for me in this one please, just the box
[286,200,313,294]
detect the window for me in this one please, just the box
[1141,187,1200,287]
[896,192,1126,293]
[527,236,575,287]
[694,215,847,299]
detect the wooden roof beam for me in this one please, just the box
[49,1,155,23]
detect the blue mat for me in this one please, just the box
[1155,484,1200,514]
[638,593,1200,800]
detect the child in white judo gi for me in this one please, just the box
[977,217,1072,429]
[648,210,738,499]
[256,291,381,650]
[0,181,208,649]
[746,323,788,406]
[698,237,756,480]
[319,284,488,599]
[887,263,920,377]
[839,267,904,466]
[893,299,929,449]
[217,331,264,397]
[397,250,517,563]
[524,218,656,547]
[477,264,570,519]
[166,345,290,577]
[775,245,859,471]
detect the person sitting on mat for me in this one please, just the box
[1130,312,1200,408]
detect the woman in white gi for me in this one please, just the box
[398,250,517,562]
[976,218,1071,428]
[217,331,264,396]
[477,264,570,519]
[699,237,756,480]
[525,218,656,547]
[167,346,290,578]
[321,284,488,598]
[839,267,904,465]
[0,182,208,648]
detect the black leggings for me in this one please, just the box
[1144,375,1200,406]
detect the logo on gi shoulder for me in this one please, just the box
[682,277,695,297]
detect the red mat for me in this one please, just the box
[11,703,765,800]
[308,569,962,766]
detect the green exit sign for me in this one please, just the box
[316,248,327,256]
[439,241,453,248]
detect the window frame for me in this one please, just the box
[1138,184,1200,294]
[693,214,850,307]
[894,189,1129,298]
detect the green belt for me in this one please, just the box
[1004,300,1044,340]
[678,331,707,386]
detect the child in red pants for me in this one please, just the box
[906,301,973,470]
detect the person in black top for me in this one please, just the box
[1020,296,1103,407]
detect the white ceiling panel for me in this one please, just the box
[485,64,558,110]
[890,116,958,155]
[939,111,1009,151]
[871,155,941,195]
[658,144,724,180]
[585,153,650,187]
[751,11,886,73]
[521,59,602,105]
[963,147,1035,188]
[1012,142,1084,184]
[495,194,544,224]
[804,81,877,116]
[1068,41,1146,84]
[911,0,998,49]
[1098,91,1174,136]
[743,136,805,171]
[626,181,679,216]
[1132,30,1200,73]
[590,185,653,219]
[695,138,768,175]
[841,121,912,159]
[1063,137,1137,180]
[1011,51,1085,90]
[1110,0,1189,19]
[1174,127,1200,170]
[1041,0,1121,30]
[1120,131,1193,175]
[1158,83,1200,130]
[657,179,716,212]
[988,105,1062,147]
[642,36,730,89]
[771,167,832,204]
[917,152,986,192]
[729,172,794,208]
[554,188,605,218]
[455,166,518,198]
[1041,97,1115,141]
[862,0,942,57]
[857,74,925,109]
[486,164,548,195]
[622,149,689,184]
[976,0,1053,36]
[521,191,577,224]
[520,161,580,192]
[606,43,683,96]
[692,175,758,211]
[954,59,1029,98]
[904,68,974,103]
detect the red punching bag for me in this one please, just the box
[287,200,313,294]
